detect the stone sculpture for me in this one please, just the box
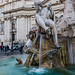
[23,1,63,68]
[15,58,22,65]
[34,1,61,48]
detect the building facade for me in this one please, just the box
[0,0,64,45]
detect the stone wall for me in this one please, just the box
[72,38,75,63]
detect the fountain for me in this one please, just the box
[15,0,75,69]
[0,0,75,75]
[23,1,64,68]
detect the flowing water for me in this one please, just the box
[39,35,43,68]
[0,54,75,75]
[67,38,73,64]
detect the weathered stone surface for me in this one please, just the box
[23,0,64,68]
[57,0,75,65]
[24,54,32,67]
[15,58,22,65]
[57,0,75,37]
[72,38,75,63]
[64,0,75,25]
[52,51,64,68]
[24,33,64,68]
[72,0,75,11]
[41,58,52,68]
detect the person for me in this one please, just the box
[0,45,1,51]
[1,45,3,52]
[4,45,9,55]
[34,1,61,48]
[19,45,24,54]
[7,45,9,51]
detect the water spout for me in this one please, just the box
[39,34,43,68]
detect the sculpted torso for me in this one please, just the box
[35,8,53,22]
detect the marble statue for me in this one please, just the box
[23,1,62,68]
[34,1,61,48]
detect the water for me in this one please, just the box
[0,55,75,75]
[67,38,73,64]
[65,65,75,73]
[39,35,43,67]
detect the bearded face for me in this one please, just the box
[47,2,52,10]
[34,1,42,12]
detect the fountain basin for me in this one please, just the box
[0,54,75,75]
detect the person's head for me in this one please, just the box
[34,1,42,11]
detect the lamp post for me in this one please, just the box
[11,15,15,53]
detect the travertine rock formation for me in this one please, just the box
[57,0,75,37]
[15,58,23,65]
[57,0,75,64]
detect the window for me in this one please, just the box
[1,23,3,32]
[0,21,4,33]
[13,33,15,41]
[2,8,3,16]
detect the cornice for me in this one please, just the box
[2,0,47,6]
[0,3,4,7]
[4,14,33,20]
[4,0,21,5]
[3,7,35,14]
[3,2,64,14]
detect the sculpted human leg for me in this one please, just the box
[52,24,58,45]
[35,15,48,31]
[45,19,61,48]
[52,25,61,48]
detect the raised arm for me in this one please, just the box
[47,2,55,22]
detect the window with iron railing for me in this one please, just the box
[0,22,3,33]
[1,8,3,16]
[1,23,3,32]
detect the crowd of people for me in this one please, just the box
[0,45,24,55]
[0,45,9,52]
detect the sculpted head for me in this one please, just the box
[34,1,42,11]
[47,2,52,10]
